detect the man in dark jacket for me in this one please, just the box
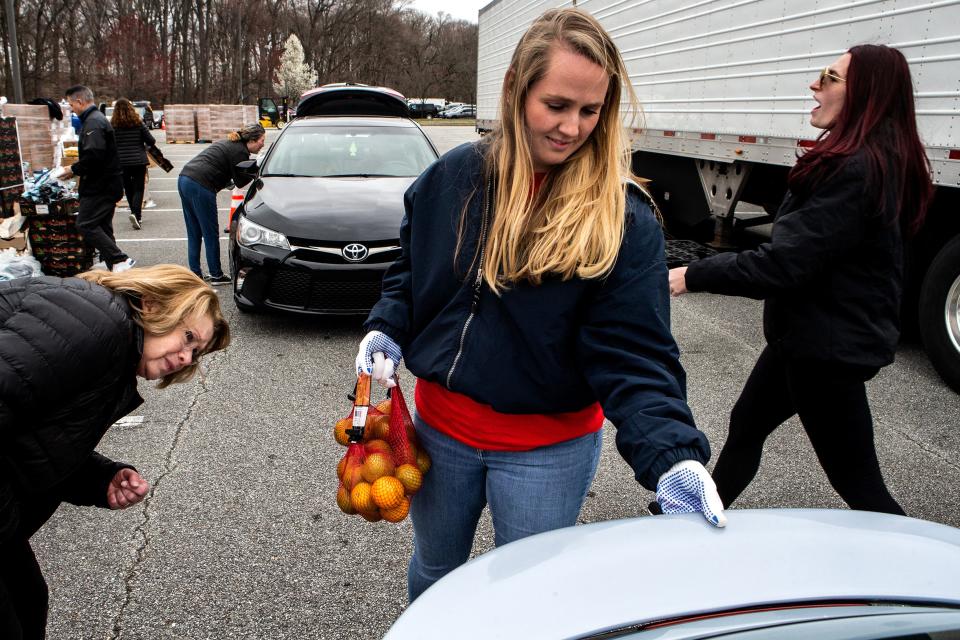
[61,85,135,272]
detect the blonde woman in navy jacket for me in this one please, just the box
[357,9,726,602]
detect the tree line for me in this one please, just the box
[0,0,478,107]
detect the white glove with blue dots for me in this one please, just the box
[356,331,402,388]
[655,460,727,527]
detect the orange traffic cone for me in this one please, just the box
[227,187,244,232]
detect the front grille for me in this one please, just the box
[267,267,383,312]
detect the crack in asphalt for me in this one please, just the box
[108,348,225,639]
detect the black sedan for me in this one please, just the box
[229,87,439,314]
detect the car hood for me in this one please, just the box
[244,176,414,242]
[384,509,960,640]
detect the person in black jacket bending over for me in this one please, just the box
[111,98,156,230]
[669,45,933,515]
[0,264,230,639]
[178,123,265,285]
[60,85,135,272]
[357,8,725,603]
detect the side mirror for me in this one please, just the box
[236,159,258,177]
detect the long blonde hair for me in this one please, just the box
[76,264,231,388]
[480,8,641,292]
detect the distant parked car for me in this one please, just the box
[440,105,476,119]
[407,102,440,118]
[153,110,164,129]
[132,101,155,129]
[385,509,960,640]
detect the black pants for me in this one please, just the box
[711,345,905,515]
[77,193,127,267]
[121,165,147,220]
[0,539,49,640]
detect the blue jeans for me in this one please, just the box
[178,175,224,278]
[407,413,602,602]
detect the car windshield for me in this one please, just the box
[263,125,436,178]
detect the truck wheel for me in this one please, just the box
[919,235,960,393]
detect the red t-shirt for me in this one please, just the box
[413,171,604,450]
[416,379,604,451]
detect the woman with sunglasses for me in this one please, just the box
[668,45,933,514]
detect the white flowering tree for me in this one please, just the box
[274,34,318,102]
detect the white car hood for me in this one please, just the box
[385,509,960,640]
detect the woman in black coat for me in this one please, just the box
[669,45,933,514]
[0,264,230,639]
[111,98,156,230]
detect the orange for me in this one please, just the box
[375,399,392,415]
[336,485,355,514]
[350,481,377,514]
[395,464,423,495]
[371,476,405,510]
[365,439,393,457]
[368,414,391,441]
[382,497,410,523]
[333,418,353,446]
[361,452,395,483]
[360,510,383,523]
[416,449,432,475]
[341,464,364,491]
[336,456,347,480]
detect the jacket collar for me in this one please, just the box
[79,104,98,122]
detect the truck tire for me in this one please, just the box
[919,235,960,393]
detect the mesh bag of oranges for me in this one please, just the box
[334,374,431,523]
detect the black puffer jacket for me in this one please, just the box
[114,123,156,167]
[685,151,902,367]
[0,277,144,544]
[71,105,123,198]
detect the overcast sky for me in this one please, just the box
[407,0,488,23]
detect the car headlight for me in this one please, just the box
[237,215,290,250]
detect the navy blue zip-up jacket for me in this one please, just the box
[365,142,709,490]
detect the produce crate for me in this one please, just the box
[163,104,197,143]
[18,197,80,217]
[207,104,259,141]
[195,106,212,142]
[22,200,91,276]
[3,105,55,174]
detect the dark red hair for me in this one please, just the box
[788,44,933,235]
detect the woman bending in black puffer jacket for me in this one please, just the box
[0,265,230,640]
[111,98,156,230]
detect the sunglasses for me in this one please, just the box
[818,68,845,85]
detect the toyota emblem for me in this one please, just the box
[342,243,369,262]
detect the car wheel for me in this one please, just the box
[919,235,960,392]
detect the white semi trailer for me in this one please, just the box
[477,0,960,392]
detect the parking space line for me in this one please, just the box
[116,237,228,242]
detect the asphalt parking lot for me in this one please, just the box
[34,124,960,639]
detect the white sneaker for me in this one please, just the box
[129,214,141,230]
[112,258,136,272]
[143,200,157,209]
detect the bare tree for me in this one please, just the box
[0,0,478,106]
